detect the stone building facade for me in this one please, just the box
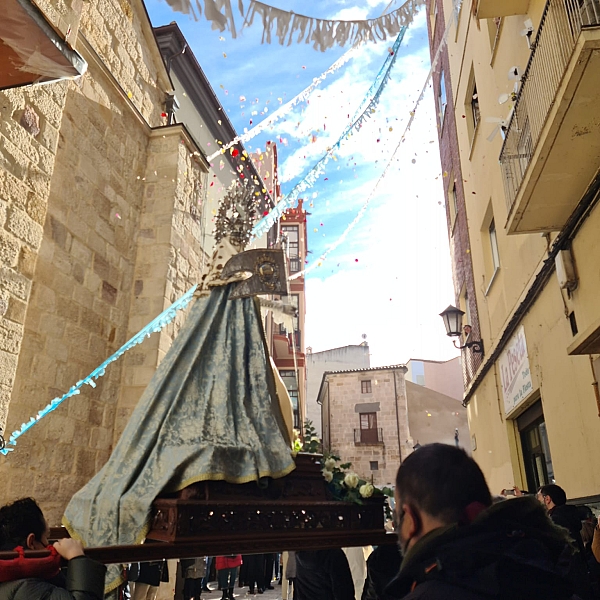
[306,343,371,436]
[319,366,411,487]
[318,365,469,487]
[0,0,267,523]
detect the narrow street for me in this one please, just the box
[204,582,286,600]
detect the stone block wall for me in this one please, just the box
[0,79,69,431]
[114,125,207,441]
[325,368,412,488]
[0,0,207,524]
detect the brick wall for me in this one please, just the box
[426,0,482,386]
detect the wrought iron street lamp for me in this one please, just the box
[439,305,484,354]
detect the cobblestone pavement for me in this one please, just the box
[204,581,286,600]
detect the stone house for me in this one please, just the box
[318,365,469,487]
[0,0,269,523]
[306,343,371,436]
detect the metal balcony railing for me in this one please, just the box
[354,428,383,445]
[500,0,600,214]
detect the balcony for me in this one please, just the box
[477,0,530,19]
[500,0,600,234]
[354,428,383,445]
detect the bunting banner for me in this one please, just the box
[207,44,359,162]
[250,26,407,240]
[0,286,198,455]
[289,0,465,279]
[162,0,425,51]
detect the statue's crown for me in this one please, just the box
[214,181,260,250]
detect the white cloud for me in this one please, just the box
[299,9,457,366]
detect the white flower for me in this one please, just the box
[359,484,374,499]
[324,458,336,471]
[344,472,359,489]
[323,470,333,483]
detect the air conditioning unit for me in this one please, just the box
[555,249,578,291]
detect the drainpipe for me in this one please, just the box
[393,369,403,464]
[589,356,600,418]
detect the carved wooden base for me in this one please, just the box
[43,453,396,563]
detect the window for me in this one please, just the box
[360,412,377,430]
[517,400,555,491]
[569,312,578,336]
[370,461,379,471]
[452,182,458,217]
[449,178,459,231]
[471,83,480,131]
[282,225,300,273]
[280,296,301,349]
[279,371,298,410]
[489,219,500,271]
[361,380,372,394]
[464,68,480,148]
[357,412,380,444]
[438,70,447,127]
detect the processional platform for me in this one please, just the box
[48,454,394,564]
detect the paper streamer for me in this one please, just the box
[289,0,464,279]
[163,0,424,52]
[207,45,359,162]
[0,286,198,455]
[0,2,447,452]
[251,26,407,240]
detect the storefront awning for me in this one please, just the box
[0,0,86,91]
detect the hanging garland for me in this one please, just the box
[0,286,198,455]
[289,0,465,279]
[0,2,444,453]
[251,26,407,240]
[207,44,360,162]
[162,0,424,52]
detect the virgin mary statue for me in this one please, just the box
[63,183,296,593]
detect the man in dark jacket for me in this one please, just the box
[361,543,401,600]
[0,497,106,599]
[537,484,592,600]
[388,444,579,600]
[295,549,354,600]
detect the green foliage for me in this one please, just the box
[301,420,322,454]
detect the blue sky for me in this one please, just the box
[145,0,459,366]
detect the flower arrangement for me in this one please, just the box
[321,453,394,519]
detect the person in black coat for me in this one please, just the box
[295,549,354,600]
[361,544,402,600]
[0,497,106,600]
[241,554,265,594]
[388,444,582,600]
[538,484,593,600]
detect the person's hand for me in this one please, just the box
[53,538,85,560]
[514,486,523,496]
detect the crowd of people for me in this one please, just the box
[2,444,600,600]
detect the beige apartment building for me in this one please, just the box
[428,0,600,501]
[319,365,469,487]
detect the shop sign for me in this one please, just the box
[499,326,533,415]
